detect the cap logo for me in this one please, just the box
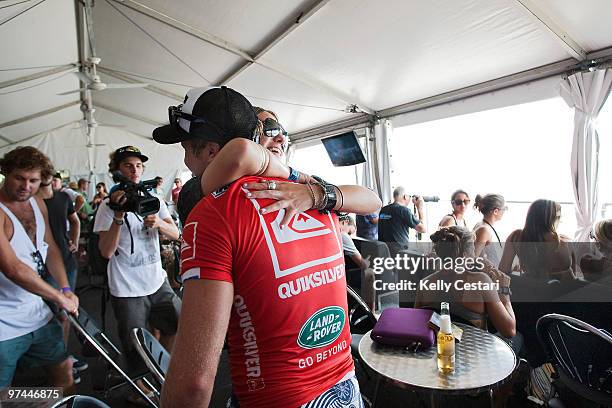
[117,146,141,154]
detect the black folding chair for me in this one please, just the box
[536,313,612,407]
[347,286,378,407]
[50,395,111,408]
[68,307,159,407]
[131,327,171,386]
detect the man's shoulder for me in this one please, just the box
[206,175,265,202]
[55,191,72,203]
[380,203,395,212]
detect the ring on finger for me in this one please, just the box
[267,181,277,190]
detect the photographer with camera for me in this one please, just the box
[92,146,180,401]
[378,186,427,253]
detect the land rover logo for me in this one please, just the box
[297,306,345,349]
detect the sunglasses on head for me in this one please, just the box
[452,199,471,206]
[168,105,223,135]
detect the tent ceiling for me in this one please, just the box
[1,0,612,160]
[536,0,612,51]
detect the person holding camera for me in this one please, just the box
[92,146,180,389]
[378,186,426,253]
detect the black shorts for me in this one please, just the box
[110,279,181,374]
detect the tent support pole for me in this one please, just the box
[0,102,80,129]
[513,0,586,60]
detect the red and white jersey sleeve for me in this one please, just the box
[180,176,354,408]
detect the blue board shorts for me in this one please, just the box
[0,318,68,387]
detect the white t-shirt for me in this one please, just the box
[341,232,359,256]
[93,197,170,297]
[61,187,79,202]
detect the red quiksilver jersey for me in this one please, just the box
[180,176,354,408]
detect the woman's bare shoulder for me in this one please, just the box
[506,229,522,241]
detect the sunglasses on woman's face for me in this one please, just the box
[452,199,470,206]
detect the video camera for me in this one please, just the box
[108,173,160,217]
[411,195,440,202]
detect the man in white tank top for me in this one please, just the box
[0,147,78,392]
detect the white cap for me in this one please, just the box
[440,315,452,334]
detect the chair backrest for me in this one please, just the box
[536,313,612,406]
[70,307,120,357]
[50,395,111,408]
[68,309,159,407]
[131,327,171,385]
[347,286,377,335]
[355,239,399,312]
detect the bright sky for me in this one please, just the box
[290,96,612,240]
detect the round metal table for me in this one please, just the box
[358,324,517,407]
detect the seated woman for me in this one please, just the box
[473,193,506,267]
[499,199,576,281]
[439,189,470,228]
[581,219,612,285]
[415,226,516,340]
[199,107,382,222]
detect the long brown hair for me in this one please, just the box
[518,199,562,278]
[520,199,561,243]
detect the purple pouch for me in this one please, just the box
[370,308,435,349]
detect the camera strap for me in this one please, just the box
[123,214,135,255]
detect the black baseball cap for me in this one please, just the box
[153,86,258,145]
[112,145,149,163]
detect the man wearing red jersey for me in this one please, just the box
[154,87,363,407]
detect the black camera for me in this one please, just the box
[108,173,160,216]
[412,195,440,202]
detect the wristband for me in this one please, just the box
[113,216,124,226]
[305,182,316,209]
[61,287,72,293]
[311,176,337,213]
[498,286,512,296]
[287,166,300,182]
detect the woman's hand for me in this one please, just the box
[243,180,315,227]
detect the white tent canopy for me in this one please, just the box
[1,0,612,193]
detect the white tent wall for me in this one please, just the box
[390,76,563,129]
[0,124,187,198]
